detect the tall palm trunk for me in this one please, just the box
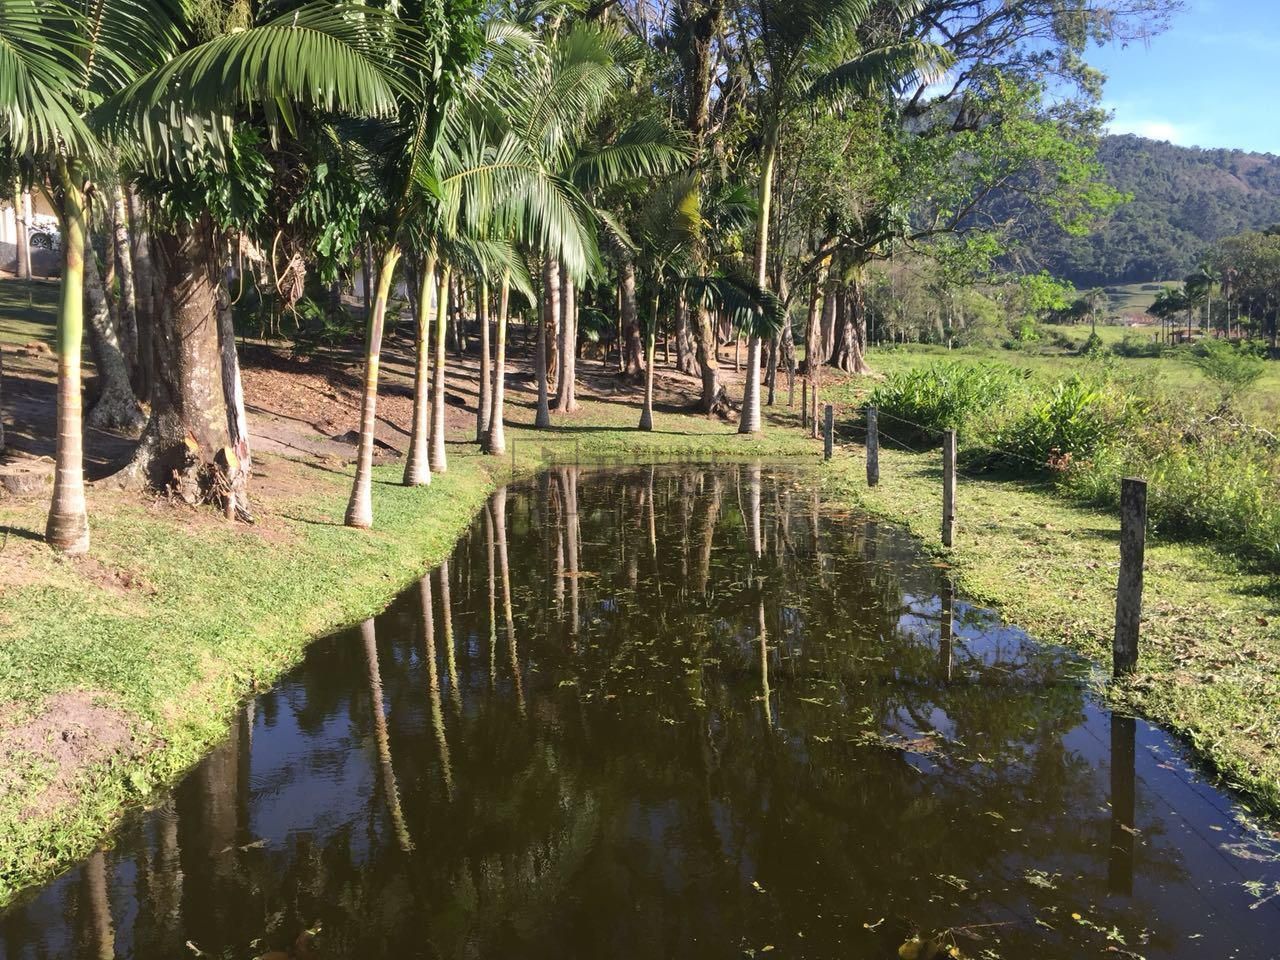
[555,271,578,412]
[476,279,491,441]
[111,186,138,378]
[804,268,825,439]
[535,257,557,428]
[84,234,145,434]
[345,245,402,528]
[639,292,658,431]
[429,265,451,473]
[46,160,90,555]
[739,133,776,435]
[403,253,436,486]
[12,182,29,280]
[484,275,510,454]
[694,305,721,411]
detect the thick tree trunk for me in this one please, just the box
[639,294,658,431]
[820,275,837,363]
[344,244,402,528]
[429,266,451,473]
[404,254,436,486]
[476,279,491,440]
[46,160,90,555]
[535,258,556,428]
[555,270,578,411]
[694,306,724,413]
[84,235,144,435]
[126,190,156,401]
[621,259,643,379]
[832,276,872,375]
[483,276,510,454]
[115,216,235,506]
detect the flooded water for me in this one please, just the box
[3,465,1279,959]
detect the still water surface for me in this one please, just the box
[4,465,1279,959]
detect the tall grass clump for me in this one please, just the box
[867,362,1024,442]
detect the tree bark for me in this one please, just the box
[804,273,824,439]
[404,255,436,486]
[555,269,578,411]
[344,244,402,527]
[127,189,156,401]
[114,215,236,506]
[535,257,556,428]
[675,296,697,375]
[216,276,251,520]
[46,160,90,555]
[832,274,872,375]
[621,258,644,379]
[694,306,723,413]
[483,275,510,454]
[110,186,139,379]
[12,183,29,280]
[429,265,451,473]
[476,279,491,440]
[639,293,658,431]
[84,234,144,435]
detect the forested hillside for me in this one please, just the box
[1028,135,1280,286]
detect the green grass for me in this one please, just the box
[1104,280,1179,316]
[0,280,58,346]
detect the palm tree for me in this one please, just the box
[735,0,945,433]
[0,0,407,551]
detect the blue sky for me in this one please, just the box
[1087,0,1279,154]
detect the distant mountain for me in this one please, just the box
[1022,135,1280,288]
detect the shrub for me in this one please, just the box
[1079,331,1106,356]
[1112,333,1166,358]
[1190,339,1267,403]
[868,362,1024,441]
[986,376,1132,468]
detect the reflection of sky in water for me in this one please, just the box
[2,465,1278,960]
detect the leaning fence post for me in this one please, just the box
[801,381,809,429]
[942,428,957,548]
[866,406,880,487]
[823,404,834,460]
[1114,477,1147,677]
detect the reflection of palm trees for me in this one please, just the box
[757,583,772,728]
[560,467,581,639]
[484,506,498,689]
[361,619,413,852]
[491,487,526,715]
[697,473,722,594]
[438,560,462,714]
[419,576,455,800]
[82,850,115,960]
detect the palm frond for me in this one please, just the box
[0,0,97,156]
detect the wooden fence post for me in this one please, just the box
[942,428,956,548]
[801,380,808,429]
[866,406,879,486]
[1113,477,1147,677]
[823,405,834,460]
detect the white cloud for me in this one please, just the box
[1108,118,1194,143]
